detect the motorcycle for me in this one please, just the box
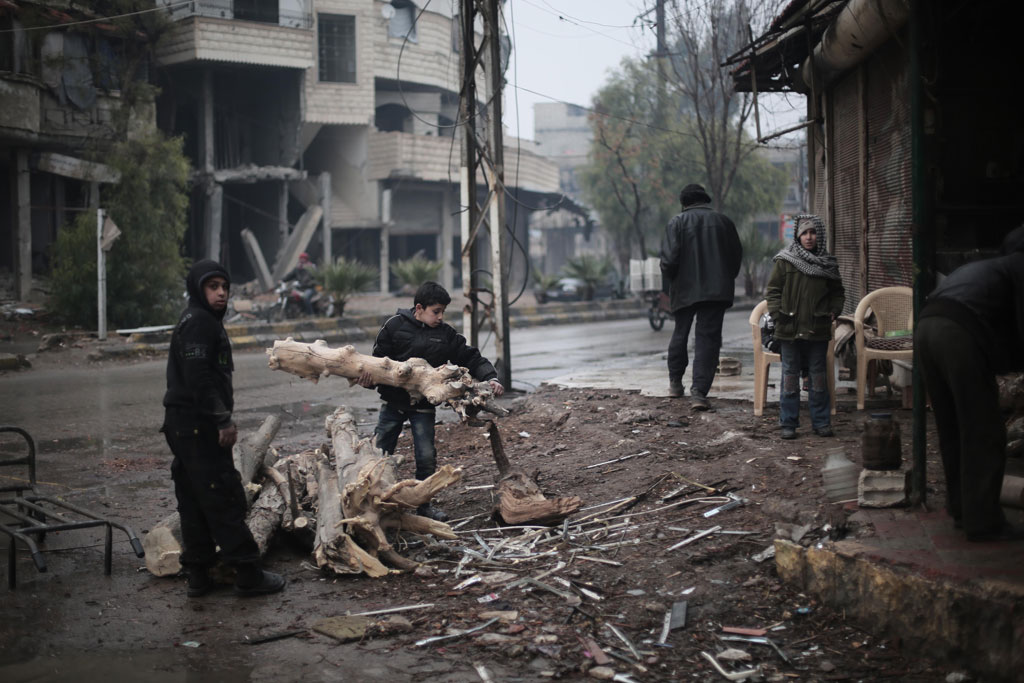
[646,290,671,331]
[267,280,335,322]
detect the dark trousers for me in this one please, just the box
[667,302,728,397]
[779,339,831,430]
[916,316,1007,536]
[165,425,260,569]
[374,403,437,480]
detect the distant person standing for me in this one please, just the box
[659,183,742,410]
[917,225,1024,542]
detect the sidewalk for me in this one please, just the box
[105,293,649,359]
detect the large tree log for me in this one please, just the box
[266,339,506,420]
[312,408,460,576]
[486,420,583,526]
[142,415,282,576]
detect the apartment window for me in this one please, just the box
[387,0,417,43]
[318,13,356,83]
[235,0,279,25]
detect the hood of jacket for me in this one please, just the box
[185,259,230,320]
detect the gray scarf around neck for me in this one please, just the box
[773,215,841,280]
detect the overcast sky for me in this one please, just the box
[502,0,655,141]
[501,0,806,146]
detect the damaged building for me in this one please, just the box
[154,0,570,293]
[1,0,155,301]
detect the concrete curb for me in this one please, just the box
[775,538,1024,680]
[89,298,650,361]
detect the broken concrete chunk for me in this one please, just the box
[589,666,616,680]
[857,468,909,508]
[311,615,372,642]
[717,647,752,662]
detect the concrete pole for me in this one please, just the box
[459,0,479,347]
[206,184,223,262]
[278,180,289,247]
[319,172,332,264]
[13,150,31,301]
[484,0,511,389]
[97,208,107,341]
[441,187,453,290]
[380,187,391,293]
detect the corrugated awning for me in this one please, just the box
[724,0,844,93]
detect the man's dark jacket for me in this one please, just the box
[373,308,497,410]
[659,203,743,312]
[919,227,1024,374]
[163,260,234,430]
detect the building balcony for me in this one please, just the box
[368,131,561,194]
[156,2,314,69]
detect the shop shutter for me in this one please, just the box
[865,40,913,292]
[830,74,863,314]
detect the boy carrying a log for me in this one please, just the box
[162,259,285,597]
[358,281,504,521]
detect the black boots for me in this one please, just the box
[186,567,215,598]
[416,503,449,522]
[234,564,286,597]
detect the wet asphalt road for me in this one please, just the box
[0,312,754,681]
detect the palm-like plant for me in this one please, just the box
[391,255,443,290]
[561,254,613,301]
[531,268,561,303]
[316,257,378,316]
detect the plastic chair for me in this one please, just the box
[749,300,836,417]
[853,286,914,410]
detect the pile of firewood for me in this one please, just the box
[143,340,582,579]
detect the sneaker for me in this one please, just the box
[668,379,684,398]
[780,426,797,440]
[417,503,449,522]
[813,426,835,437]
[186,570,215,598]
[234,568,286,597]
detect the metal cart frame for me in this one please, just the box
[0,425,145,589]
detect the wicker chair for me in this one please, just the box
[748,300,836,417]
[853,286,914,410]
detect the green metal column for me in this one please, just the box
[909,0,932,507]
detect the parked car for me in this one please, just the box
[537,275,625,303]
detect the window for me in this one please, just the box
[318,13,356,83]
[387,0,417,43]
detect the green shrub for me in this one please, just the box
[316,257,378,316]
[391,255,443,289]
[49,132,189,329]
[561,253,613,300]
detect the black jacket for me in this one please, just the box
[373,308,497,410]
[659,204,742,311]
[920,246,1024,375]
[163,260,234,430]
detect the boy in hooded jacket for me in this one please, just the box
[765,215,845,440]
[162,259,285,597]
[358,281,504,522]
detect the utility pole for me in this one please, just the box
[459,0,511,389]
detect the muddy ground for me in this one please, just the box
[0,375,965,682]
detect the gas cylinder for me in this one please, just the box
[862,412,902,470]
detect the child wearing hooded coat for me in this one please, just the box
[162,259,285,597]
[765,215,845,439]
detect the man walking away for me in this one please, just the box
[659,183,743,410]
